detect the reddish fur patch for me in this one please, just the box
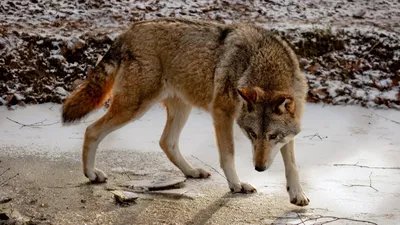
[254,145,268,167]
[238,87,265,104]
[264,91,296,115]
[62,77,114,123]
[238,87,296,114]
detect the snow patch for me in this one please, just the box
[55,87,68,96]
[14,93,25,101]
[379,89,399,101]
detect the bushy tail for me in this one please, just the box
[62,74,114,124]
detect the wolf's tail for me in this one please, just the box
[62,63,115,124]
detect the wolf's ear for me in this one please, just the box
[274,95,295,114]
[237,88,257,105]
[237,87,264,105]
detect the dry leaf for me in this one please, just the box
[306,62,320,73]
[310,89,327,98]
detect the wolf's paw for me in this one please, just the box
[186,168,211,179]
[287,185,309,206]
[85,168,108,183]
[230,182,257,194]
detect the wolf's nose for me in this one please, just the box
[255,165,266,172]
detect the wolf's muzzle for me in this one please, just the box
[255,165,266,172]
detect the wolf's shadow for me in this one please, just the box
[187,192,256,225]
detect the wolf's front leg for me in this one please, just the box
[160,98,211,178]
[281,140,309,206]
[212,109,256,193]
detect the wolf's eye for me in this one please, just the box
[247,130,257,139]
[269,134,278,140]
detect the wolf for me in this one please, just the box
[62,18,309,206]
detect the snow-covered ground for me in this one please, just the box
[1,0,399,109]
[0,103,399,224]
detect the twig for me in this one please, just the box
[0,168,10,177]
[0,173,19,187]
[6,117,60,129]
[115,161,132,180]
[368,172,378,192]
[343,172,378,192]
[295,215,378,225]
[7,117,45,127]
[46,184,83,189]
[319,218,340,224]
[370,111,400,125]
[303,133,327,140]
[296,212,305,225]
[334,162,400,170]
[191,155,242,191]
[365,41,380,56]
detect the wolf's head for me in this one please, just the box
[236,87,301,172]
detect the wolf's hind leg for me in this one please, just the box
[159,98,211,178]
[281,140,309,206]
[83,93,155,183]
